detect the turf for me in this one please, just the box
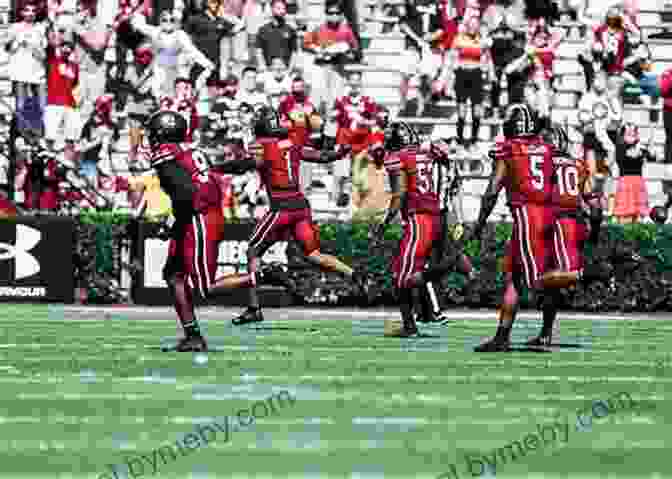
[0,304,670,478]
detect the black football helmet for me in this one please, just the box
[650,206,668,224]
[384,121,420,152]
[145,110,188,146]
[502,103,536,138]
[253,106,288,138]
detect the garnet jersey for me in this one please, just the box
[552,154,589,212]
[384,146,443,215]
[495,137,555,207]
[251,138,310,210]
[150,144,216,213]
[278,94,318,146]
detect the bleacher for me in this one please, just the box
[0,1,670,221]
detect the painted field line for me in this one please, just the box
[55,306,640,322]
[0,476,666,479]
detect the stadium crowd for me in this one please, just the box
[1,0,672,225]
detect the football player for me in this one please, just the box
[527,124,612,346]
[201,106,368,325]
[370,122,473,336]
[470,103,555,352]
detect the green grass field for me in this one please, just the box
[0,304,670,479]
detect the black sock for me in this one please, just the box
[182,319,202,338]
[541,292,558,337]
[398,287,416,329]
[457,117,465,143]
[471,117,481,143]
[495,323,512,340]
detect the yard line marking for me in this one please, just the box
[56,305,643,322]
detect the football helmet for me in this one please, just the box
[253,106,288,138]
[650,206,668,224]
[384,121,420,152]
[145,110,188,146]
[502,103,536,138]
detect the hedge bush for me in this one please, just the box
[75,211,672,311]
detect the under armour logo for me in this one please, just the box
[0,224,41,280]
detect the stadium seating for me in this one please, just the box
[0,6,671,221]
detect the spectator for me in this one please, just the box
[242,0,271,69]
[184,0,244,82]
[279,76,321,190]
[303,3,358,113]
[398,0,442,58]
[578,71,621,212]
[208,75,247,149]
[334,70,378,209]
[108,0,152,99]
[71,2,109,121]
[6,2,48,133]
[614,123,653,224]
[131,10,214,98]
[505,17,564,132]
[585,6,637,96]
[488,12,525,116]
[236,65,269,107]
[450,16,491,149]
[122,45,156,167]
[45,40,80,166]
[14,141,63,211]
[160,77,200,141]
[207,143,239,222]
[255,0,296,72]
[77,95,120,180]
[399,60,425,117]
[665,73,672,164]
[261,56,292,108]
[623,34,658,123]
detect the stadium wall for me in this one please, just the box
[3,214,672,311]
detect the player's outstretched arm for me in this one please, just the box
[371,172,405,245]
[299,145,350,164]
[472,156,507,240]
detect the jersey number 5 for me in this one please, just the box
[530,155,545,190]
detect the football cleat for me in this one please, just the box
[474,335,511,352]
[525,334,552,347]
[232,307,264,326]
[162,335,208,352]
[384,317,419,337]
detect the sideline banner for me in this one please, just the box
[0,216,74,302]
[131,222,292,306]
